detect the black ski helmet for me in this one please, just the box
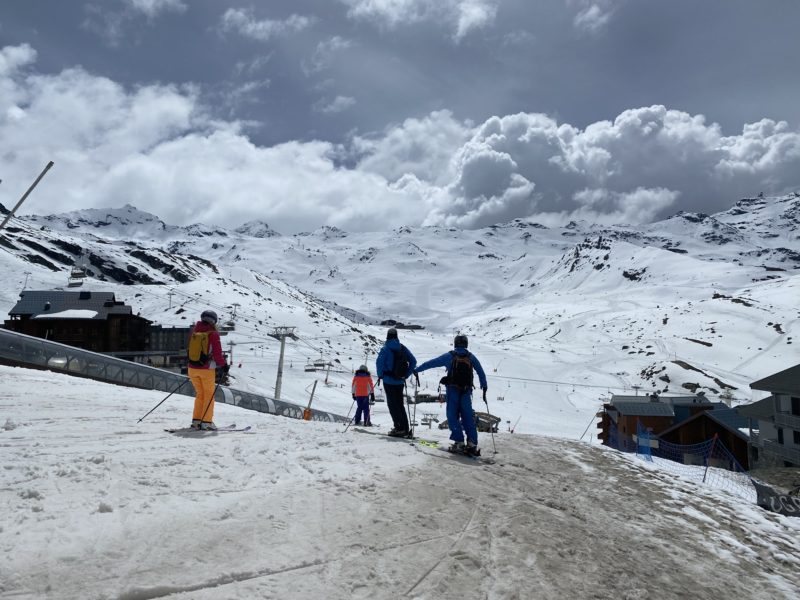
[386,328,398,340]
[454,334,468,348]
[201,309,218,325]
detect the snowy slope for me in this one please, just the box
[2,365,799,600]
[0,195,798,439]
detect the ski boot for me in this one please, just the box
[448,441,466,454]
[465,441,481,457]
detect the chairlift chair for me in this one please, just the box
[67,265,87,287]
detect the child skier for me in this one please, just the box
[351,365,375,426]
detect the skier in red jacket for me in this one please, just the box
[351,365,375,426]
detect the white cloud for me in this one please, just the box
[233,54,273,77]
[571,1,616,34]
[220,8,312,42]
[82,0,187,46]
[0,44,36,77]
[125,0,187,18]
[2,44,799,233]
[340,0,497,41]
[353,110,470,185]
[313,95,356,114]
[303,36,353,75]
[570,187,680,224]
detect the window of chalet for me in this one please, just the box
[777,428,784,445]
[794,430,800,445]
[792,396,800,416]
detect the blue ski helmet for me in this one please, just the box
[201,309,218,325]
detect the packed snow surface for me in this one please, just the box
[2,366,799,599]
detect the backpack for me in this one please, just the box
[187,330,211,367]
[449,351,474,390]
[390,346,410,379]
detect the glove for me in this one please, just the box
[221,364,230,375]
[369,393,375,402]
[376,378,382,387]
[352,394,356,400]
[482,388,488,404]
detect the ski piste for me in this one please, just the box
[165,423,252,434]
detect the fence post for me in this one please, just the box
[702,433,719,483]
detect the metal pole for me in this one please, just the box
[483,389,497,455]
[304,380,318,421]
[0,161,54,232]
[275,334,286,401]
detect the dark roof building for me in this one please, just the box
[4,290,151,353]
[751,364,800,396]
[8,290,135,320]
[745,363,800,468]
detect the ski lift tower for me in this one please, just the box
[268,326,298,401]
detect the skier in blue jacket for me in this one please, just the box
[376,328,417,437]
[415,334,487,456]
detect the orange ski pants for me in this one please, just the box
[189,367,216,422]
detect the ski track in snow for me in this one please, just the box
[1,367,799,600]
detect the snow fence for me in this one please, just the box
[0,328,348,423]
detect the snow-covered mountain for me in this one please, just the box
[1,194,798,436]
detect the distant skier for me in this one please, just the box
[376,328,417,437]
[186,309,228,430]
[414,335,488,456]
[351,364,375,426]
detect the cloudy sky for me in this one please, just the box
[1,0,800,232]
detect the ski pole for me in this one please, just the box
[404,379,413,438]
[199,382,221,423]
[137,378,188,423]
[342,397,357,433]
[411,373,420,438]
[483,388,497,455]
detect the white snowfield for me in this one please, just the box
[2,366,799,600]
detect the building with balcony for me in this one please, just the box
[742,364,800,468]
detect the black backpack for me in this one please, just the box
[449,351,474,390]
[390,346,410,379]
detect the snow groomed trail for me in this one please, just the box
[1,367,799,599]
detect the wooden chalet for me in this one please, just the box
[597,397,675,451]
[3,290,151,353]
[657,408,751,469]
[598,393,726,451]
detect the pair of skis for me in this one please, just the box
[165,423,252,434]
[352,427,494,464]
